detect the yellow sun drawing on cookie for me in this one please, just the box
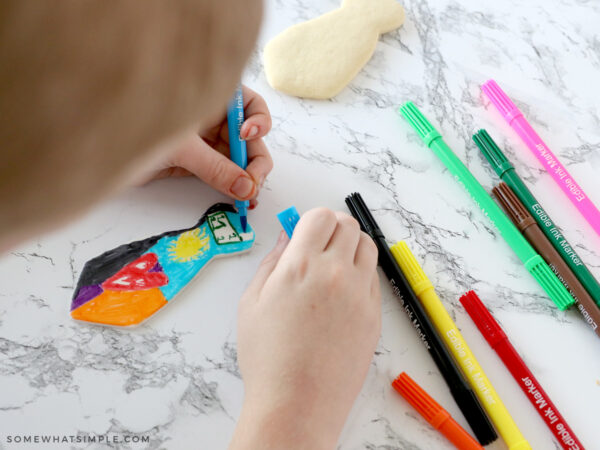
[168,228,210,262]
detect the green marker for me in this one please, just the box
[474,129,600,308]
[399,102,574,310]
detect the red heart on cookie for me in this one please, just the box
[102,253,168,291]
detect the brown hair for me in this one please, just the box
[0,0,262,249]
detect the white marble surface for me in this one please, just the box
[1,0,600,448]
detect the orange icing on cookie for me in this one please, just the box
[71,288,167,326]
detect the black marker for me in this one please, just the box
[345,192,497,446]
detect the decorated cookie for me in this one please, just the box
[264,0,405,99]
[71,203,255,327]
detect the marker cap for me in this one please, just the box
[525,255,574,310]
[459,290,507,348]
[473,129,514,178]
[345,193,385,239]
[389,242,432,296]
[481,80,523,124]
[392,372,484,450]
[492,183,537,232]
[277,206,300,238]
[399,102,441,148]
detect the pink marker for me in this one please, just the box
[482,79,600,238]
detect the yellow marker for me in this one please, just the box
[391,241,531,450]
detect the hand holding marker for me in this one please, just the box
[482,80,600,238]
[279,201,495,445]
[399,102,574,311]
[272,100,586,447]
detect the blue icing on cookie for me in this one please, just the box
[146,210,255,300]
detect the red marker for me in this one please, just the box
[460,291,585,450]
[392,372,484,450]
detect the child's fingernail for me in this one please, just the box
[246,126,259,139]
[277,230,288,245]
[231,175,255,199]
[249,199,258,210]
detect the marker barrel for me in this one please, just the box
[438,417,484,450]
[493,183,600,339]
[482,79,600,238]
[346,193,497,445]
[400,103,574,310]
[504,170,600,308]
[474,128,600,308]
[377,244,496,445]
[461,291,585,450]
[227,85,249,218]
[511,116,600,237]
[392,242,530,450]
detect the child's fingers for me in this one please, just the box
[173,135,257,201]
[288,208,339,253]
[245,231,289,298]
[325,212,361,260]
[240,85,272,140]
[240,116,270,141]
[371,270,381,301]
[245,138,273,188]
[354,232,378,272]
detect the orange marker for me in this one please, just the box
[392,372,484,450]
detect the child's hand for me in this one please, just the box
[140,86,272,205]
[230,208,381,450]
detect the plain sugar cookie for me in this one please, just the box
[264,0,405,99]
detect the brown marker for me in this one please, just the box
[493,182,600,338]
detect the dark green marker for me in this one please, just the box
[473,129,600,308]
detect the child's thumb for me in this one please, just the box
[245,231,289,295]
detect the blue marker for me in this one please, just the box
[227,85,249,231]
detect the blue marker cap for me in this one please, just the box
[277,206,300,238]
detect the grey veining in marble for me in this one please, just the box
[1,0,599,448]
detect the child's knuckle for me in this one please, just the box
[208,158,230,184]
[338,213,359,231]
[327,264,346,288]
